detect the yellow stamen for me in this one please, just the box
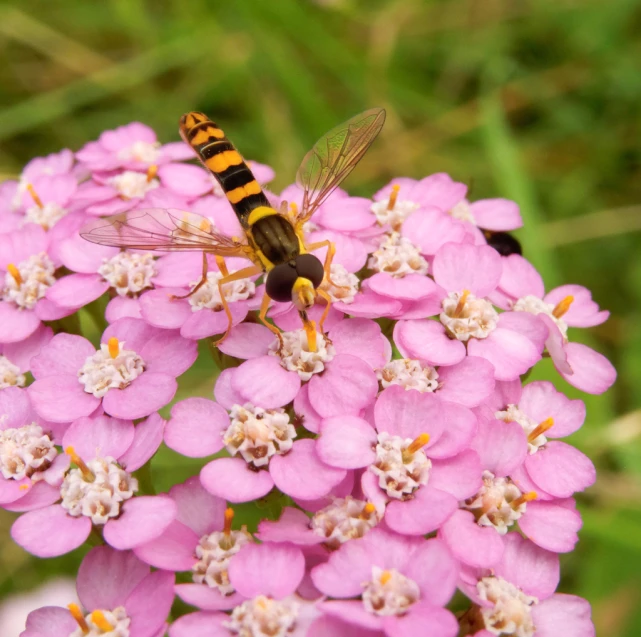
[7,263,22,286]
[380,570,392,585]
[387,184,400,211]
[199,218,212,233]
[224,507,234,535]
[361,502,376,518]
[19,483,30,491]
[290,201,299,218]
[91,610,114,632]
[68,603,89,633]
[146,164,158,182]
[26,183,44,209]
[512,491,537,508]
[303,317,317,353]
[453,290,471,318]
[552,295,573,318]
[406,433,430,456]
[528,417,555,443]
[65,446,95,482]
[107,337,120,359]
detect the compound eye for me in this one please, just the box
[295,254,324,288]
[265,263,298,302]
[486,232,522,256]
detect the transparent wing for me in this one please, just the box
[80,208,248,255]
[295,107,386,223]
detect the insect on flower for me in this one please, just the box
[80,109,386,352]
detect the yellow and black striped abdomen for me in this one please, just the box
[179,112,271,227]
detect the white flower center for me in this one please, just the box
[60,456,138,525]
[512,295,568,338]
[367,232,428,278]
[192,528,252,595]
[377,359,440,393]
[223,404,296,468]
[3,253,56,310]
[495,405,547,454]
[188,271,255,312]
[440,291,498,342]
[69,606,131,637]
[78,341,145,398]
[117,140,161,164]
[311,496,380,549]
[24,202,68,230]
[0,424,56,481]
[109,171,159,199]
[268,329,335,381]
[369,432,431,499]
[449,200,475,224]
[224,596,299,637]
[477,576,538,637]
[371,198,420,231]
[0,355,26,389]
[362,567,420,616]
[98,252,157,296]
[321,263,359,304]
[462,470,528,534]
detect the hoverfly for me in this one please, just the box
[81,108,386,352]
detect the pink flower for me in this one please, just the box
[11,412,170,557]
[0,324,53,390]
[28,318,197,422]
[311,528,459,637]
[21,546,175,637]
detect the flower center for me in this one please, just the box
[97,252,157,297]
[223,404,296,468]
[109,170,159,199]
[61,448,138,525]
[370,186,420,231]
[462,470,536,534]
[77,338,145,398]
[24,202,68,230]
[362,567,420,616]
[268,329,335,381]
[440,290,499,342]
[512,294,569,338]
[3,253,55,310]
[321,263,359,304]
[495,405,554,454]
[225,596,299,637]
[117,140,161,164]
[377,358,440,392]
[311,497,379,550]
[367,232,428,278]
[0,423,56,481]
[369,432,431,499]
[448,200,475,224]
[192,508,252,595]
[477,576,538,637]
[69,603,131,637]
[0,355,26,389]
[188,271,255,312]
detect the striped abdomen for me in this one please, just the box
[179,112,271,227]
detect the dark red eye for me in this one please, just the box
[265,263,298,302]
[295,254,324,288]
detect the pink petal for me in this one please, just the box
[103,495,177,549]
[519,381,585,438]
[256,507,321,545]
[102,317,159,352]
[544,284,609,327]
[232,357,300,409]
[34,297,79,321]
[153,252,206,287]
[469,198,522,231]
[3,324,53,372]
[106,296,143,322]
[180,304,248,340]
[383,603,458,637]
[126,570,175,637]
[439,510,504,568]
[158,163,211,197]
[471,418,528,477]
[0,476,36,504]
[119,412,166,471]
[0,386,32,429]
[402,208,468,256]
[334,291,402,318]
[367,272,438,301]
[11,505,91,557]
[307,615,383,637]
[293,383,322,434]
[426,402,477,459]
[22,606,77,636]
[436,356,495,407]
[29,375,100,422]
[140,331,198,376]
[173,586,246,612]
[316,416,377,469]
[0,303,39,344]
[165,398,228,457]
[62,414,134,460]
[200,457,274,503]
[429,450,483,499]
[432,243,502,297]
[134,520,199,570]
[557,342,616,394]
[519,500,582,554]
[139,289,192,329]
[385,485,458,535]
[3,481,61,511]
[394,320,466,367]
[30,333,95,378]
[498,311,547,352]
[229,542,305,599]
[46,273,108,308]
[170,476,226,536]
[213,368,244,410]
[271,439,347,500]
[217,322,275,359]
[498,254,544,299]
[58,234,117,272]
[316,600,383,631]
[391,295,444,320]
[316,197,375,232]
[102,372,177,420]
[328,318,388,370]
[532,594,595,637]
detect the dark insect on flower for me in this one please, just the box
[484,231,523,256]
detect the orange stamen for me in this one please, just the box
[19,483,30,491]
[68,603,89,633]
[26,183,44,209]
[528,417,555,443]
[512,491,537,508]
[146,164,158,182]
[362,502,376,516]
[403,433,430,462]
[380,570,392,585]
[7,263,22,286]
[199,218,212,233]
[552,295,574,318]
[65,446,95,482]
[107,337,120,359]
[387,184,400,211]
[224,507,234,535]
[453,289,471,317]
[90,610,114,632]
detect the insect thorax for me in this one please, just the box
[249,211,300,266]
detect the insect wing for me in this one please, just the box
[296,107,386,222]
[80,208,246,254]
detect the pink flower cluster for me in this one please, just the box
[0,122,614,637]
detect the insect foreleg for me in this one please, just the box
[258,292,284,353]
[304,239,343,289]
[171,252,210,300]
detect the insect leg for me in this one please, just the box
[258,291,284,352]
[304,239,344,288]
[315,288,333,344]
[171,252,210,300]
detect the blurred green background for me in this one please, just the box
[1,0,640,634]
